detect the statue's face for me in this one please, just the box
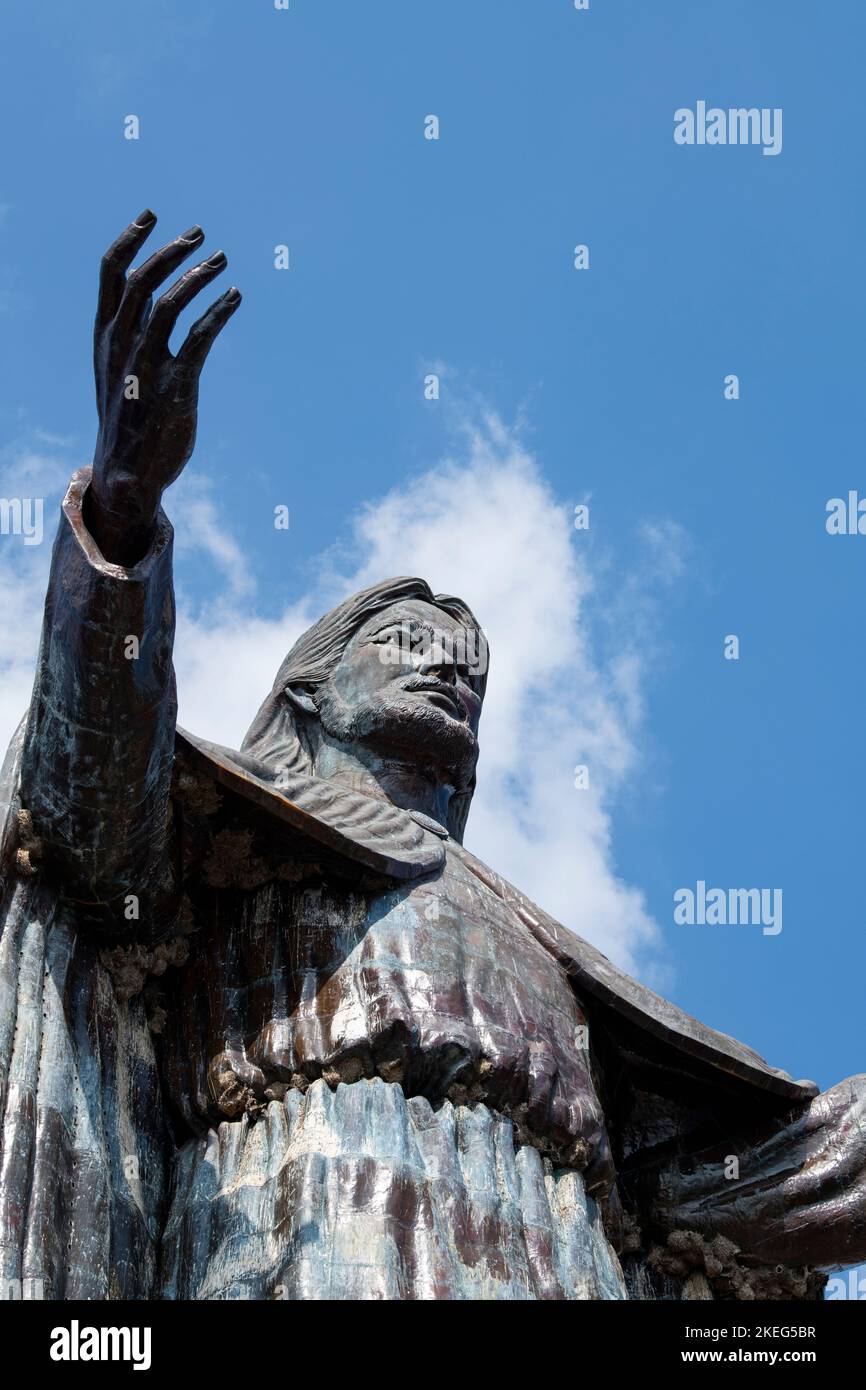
[313,599,485,775]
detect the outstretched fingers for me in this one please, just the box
[144,251,228,351]
[114,224,206,338]
[97,209,157,328]
[176,287,242,377]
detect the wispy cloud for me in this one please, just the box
[172,471,256,600]
[0,440,81,743]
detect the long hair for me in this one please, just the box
[241,577,488,842]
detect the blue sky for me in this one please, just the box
[1,0,864,1130]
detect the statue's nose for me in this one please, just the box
[417,636,457,681]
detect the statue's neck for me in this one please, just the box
[309,736,454,831]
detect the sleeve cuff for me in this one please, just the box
[61,465,173,581]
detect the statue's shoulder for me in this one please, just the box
[451,842,817,1107]
[172,727,446,884]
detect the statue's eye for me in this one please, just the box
[373,626,402,643]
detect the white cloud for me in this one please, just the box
[0,446,77,749]
[0,414,685,980]
[171,471,256,600]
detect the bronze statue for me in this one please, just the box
[1,213,863,1300]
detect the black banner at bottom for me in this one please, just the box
[1,1296,860,1376]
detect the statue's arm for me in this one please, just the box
[629,1074,866,1271]
[19,211,240,927]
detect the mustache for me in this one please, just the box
[399,675,469,721]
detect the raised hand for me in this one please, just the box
[87,209,241,565]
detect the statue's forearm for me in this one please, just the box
[84,464,161,569]
[640,1074,866,1271]
[19,465,177,929]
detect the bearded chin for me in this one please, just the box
[315,685,477,782]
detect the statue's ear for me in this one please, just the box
[284,682,318,717]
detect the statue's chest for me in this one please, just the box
[256,849,583,1054]
[163,849,598,1159]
